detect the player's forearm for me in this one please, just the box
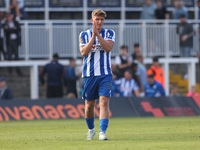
[96,34,112,52]
[80,36,95,57]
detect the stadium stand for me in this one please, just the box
[0,0,197,20]
[0,0,199,99]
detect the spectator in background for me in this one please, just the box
[131,43,141,61]
[16,0,28,20]
[177,14,194,57]
[40,53,65,98]
[64,58,81,98]
[170,84,181,96]
[150,57,165,89]
[172,0,188,19]
[135,54,147,95]
[187,86,200,97]
[4,12,22,76]
[0,11,6,61]
[0,77,13,100]
[130,61,141,91]
[140,0,157,20]
[154,0,169,20]
[115,45,132,78]
[145,69,165,97]
[114,70,140,97]
[176,14,194,79]
[9,0,22,21]
[4,13,21,60]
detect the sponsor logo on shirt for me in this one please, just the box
[91,45,103,52]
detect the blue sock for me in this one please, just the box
[85,118,94,129]
[100,119,109,133]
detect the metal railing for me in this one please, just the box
[17,20,200,60]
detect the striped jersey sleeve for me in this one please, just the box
[105,29,115,43]
[79,31,88,47]
[114,78,139,97]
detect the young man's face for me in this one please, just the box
[134,46,140,54]
[156,1,162,8]
[145,0,152,6]
[91,15,105,30]
[0,81,6,89]
[147,77,154,85]
[153,61,159,67]
[180,17,186,23]
[173,1,178,7]
[121,48,128,56]
[124,71,132,80]
[7,14,13,22]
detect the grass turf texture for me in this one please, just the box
[0,117,200,150]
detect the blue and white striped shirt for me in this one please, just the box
[114,78,139,97]
[79,28,115,77]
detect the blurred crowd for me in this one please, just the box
[140,0,189,20]
[36,0,198,100]
[0,0,200,100]
[33,43,199,100]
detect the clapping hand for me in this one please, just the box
[92,22,99,36]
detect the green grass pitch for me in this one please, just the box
[0,117,200,150]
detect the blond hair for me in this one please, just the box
[91,9,107,18]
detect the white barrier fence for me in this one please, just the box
[0,58,198,99]
[17,20,200,60]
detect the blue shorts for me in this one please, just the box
[82,74,112,101]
